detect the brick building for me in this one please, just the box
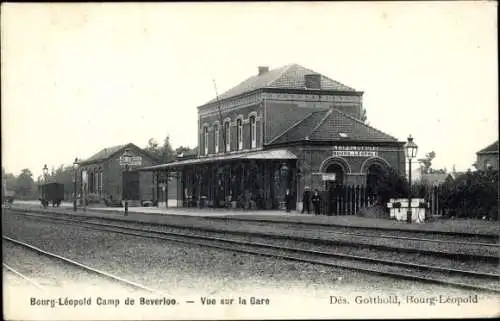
[475,140,499,171]
[141,64,406,210]
[78,143,157,203]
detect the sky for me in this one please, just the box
[1,2,498,179]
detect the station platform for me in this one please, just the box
[7,200,499,236]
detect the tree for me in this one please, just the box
[417,151,436,174]
[175,145,191,156]
[47,165,75,200]
[145,138,161,160]
[15,168,37,199]
[160,135,176,163]
[2,167,17,191]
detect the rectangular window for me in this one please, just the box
[204,127,209,155]
[225,122,230,152]
[250,116,256,149]
[237,119,243,150]
[214,125,219,154]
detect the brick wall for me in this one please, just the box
[283,144,404,195]
[81,147,156,201]
[265,102,317,144]
[198,103,263,155]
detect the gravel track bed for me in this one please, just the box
[29,211,499,257]
[2,240,144,295]
[5,211,498,274]
[190,217,498,243]
[9,209,497,257]
[186,239,500,291]
[3,212,490,299]
[131,220,498,257]
[3,268,44,290]
[31,214,498,275]
[11,205,499,243]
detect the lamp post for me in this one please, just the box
[73,158,79,212]
[405,135,418,223]
[42,164,49,208]
[121,148,132,216]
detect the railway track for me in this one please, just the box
[3,263,45,290]
[2,235,167,295]
[5,210,500,294]
[7,208,499,263]
[9,206,499,244]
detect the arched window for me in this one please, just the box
[250,116,256,149]
[214,125,219,154]
[203,126,209,155]
[224,121,231,152]
[237,119,243,150]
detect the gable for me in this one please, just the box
[477,141,499,154]
[271,108,399,145]
[79,143,157,165]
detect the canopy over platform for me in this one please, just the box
[138,149,297,171]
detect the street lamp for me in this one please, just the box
[122,148,132,216]
[73,158,79,212]
[42,164,49,208]
[405,135,418,223]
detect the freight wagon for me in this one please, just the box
[39,182,64,208]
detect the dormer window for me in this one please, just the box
[214,125,219,154]
[237,119,243,150]
[250,116,256,149]
[203,126,209,155]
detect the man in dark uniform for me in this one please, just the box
[312,189,321,215]
[301,186,311,214]
[285,188,292,212]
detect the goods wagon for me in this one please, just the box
[39,182,64,208]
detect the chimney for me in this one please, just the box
[304,74,321,89]
[258,66,269,76]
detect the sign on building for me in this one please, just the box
[332,146,378,157]
[322,173,336,181]
[119,156,142,166]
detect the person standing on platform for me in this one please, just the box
[312,189,321,215]
[301,186,311,214]
[285,188,292,212]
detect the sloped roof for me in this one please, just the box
[271,108,399,144]
[81,144,126,163]
[140,149,297,171]
[79,143,155,165]
[205,64,356,104]
[477,140,499,154]
[421,173,453,186]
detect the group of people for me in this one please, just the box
[284,186,322,214]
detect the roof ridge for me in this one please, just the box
[266,64,296,87]
[268,110,319,145]
[320,74,356,91]
[309,109,333,137]
[330,108,399,141]
[477,140,499,154]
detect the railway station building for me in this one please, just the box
[78,143,157,204]
[140,64,406,210]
